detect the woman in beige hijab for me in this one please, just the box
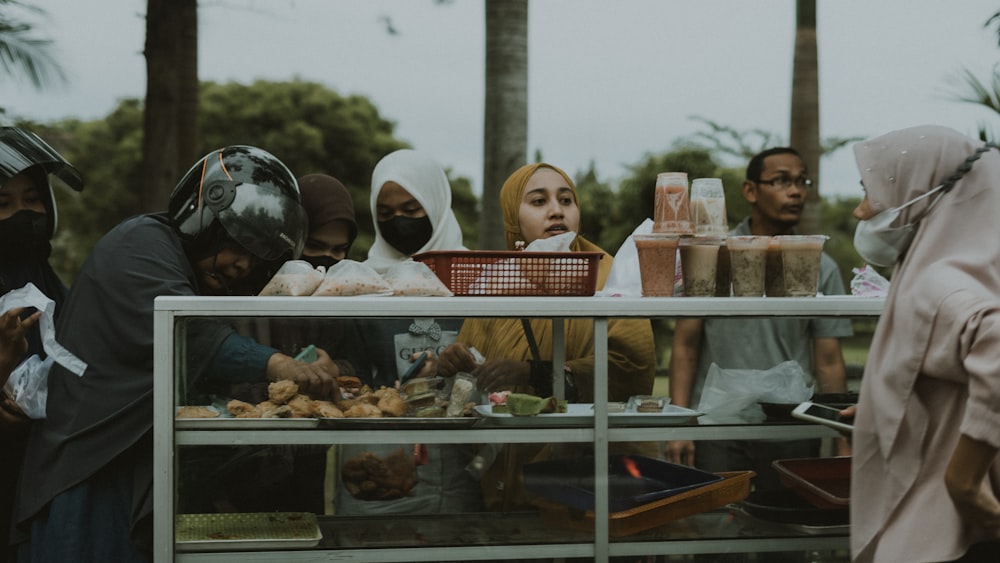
[851,125,1000,562]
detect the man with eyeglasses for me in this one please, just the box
[667,148,853,515]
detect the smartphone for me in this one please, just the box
[400,351,429,383]
[791,401,853,433]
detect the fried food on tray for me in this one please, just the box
[286,394,314,418]
[311,400,344,418]
[343,403,382,418]
[176,406,220,419]
[341,449,418,500]
[376,389,407,418]
[267,380,299,404]
[261,404,293,418]
[226,399,260,418]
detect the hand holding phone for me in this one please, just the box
[792,401,853,434]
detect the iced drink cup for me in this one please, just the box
[634,233,681,296]
[778,235,828,297]
[726,236,770,297]
[714,240,731,297]
[764,237,785,297]
[690,178,728,237]
[679,236,721,297]
[653,172,693,234]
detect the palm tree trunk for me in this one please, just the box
[482,0,528,250]
[789,0,821,234]
[142,0,199,214]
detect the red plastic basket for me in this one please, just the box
[412,250,602,296]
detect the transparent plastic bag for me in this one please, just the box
[311,260,393,296]
[258,260,324,296]
[2,355,52,419]
[382,260,453,297]
[850,265,890,297]
[0,283,87,419]
[696,360,813,424]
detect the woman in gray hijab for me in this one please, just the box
[850,125,1000,563]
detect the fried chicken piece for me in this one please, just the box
[311,400,344,418]
[267,380,299,404]
[260,404,293,418]
[376,390,407,418]
[336,391,379,412]
[226,399,259,418]
[176,406,220,419]
[286,394,314,418]
[340,449,417,501]
[343,403,382,418]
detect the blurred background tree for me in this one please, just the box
[0,0,64,95]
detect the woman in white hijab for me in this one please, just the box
[364,149,465,274]
[851,125,1000,563]
[338,149,483,516]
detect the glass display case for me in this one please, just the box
[152,295,883,562]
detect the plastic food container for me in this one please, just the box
[772,456,851,508]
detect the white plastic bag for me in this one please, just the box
[3,355,52,419]
[0,283,87,419]
[523,231,576,252]
[696,360,813,424]
[598,219,652,297]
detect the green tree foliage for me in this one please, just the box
[25,80,482,280]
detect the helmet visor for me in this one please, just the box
[216,182,307,261]
[0,128,84,192]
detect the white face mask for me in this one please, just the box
[853,184,945,268]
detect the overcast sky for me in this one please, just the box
[2,0,999,199]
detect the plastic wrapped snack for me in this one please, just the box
[311,259,393,296]
[468,260,538,295]
[382,260,454,297]
[258,260,325,296]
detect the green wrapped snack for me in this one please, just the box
[506,393,564,416]
[506,393,546,416]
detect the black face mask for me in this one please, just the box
[0,210,50,261]
[378,216,433,256]
[303,255,340,270]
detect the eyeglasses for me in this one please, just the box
[757,176,813,190]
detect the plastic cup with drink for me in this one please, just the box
[634,233,681,297]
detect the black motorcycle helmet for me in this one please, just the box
[168,146,307,269]
[0,127,85,239]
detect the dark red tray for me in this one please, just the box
[772,456,851,509]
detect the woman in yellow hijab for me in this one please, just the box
[438,163,656,510]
